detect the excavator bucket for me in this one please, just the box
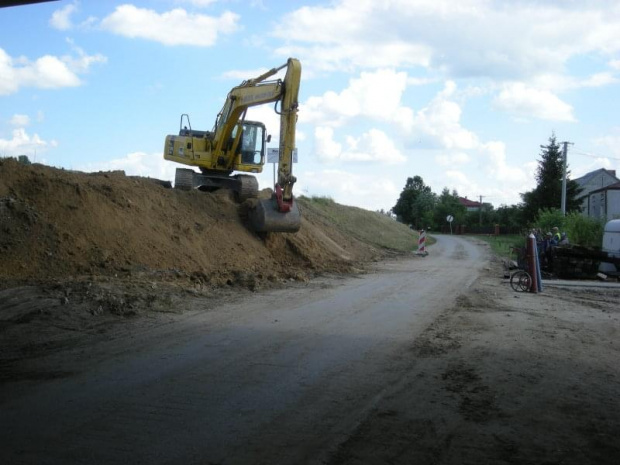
[247,197,301,233]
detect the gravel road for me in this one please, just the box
[1,235,485,464]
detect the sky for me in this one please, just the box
[1,0,620,213]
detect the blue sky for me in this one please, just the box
[2,0,620,212]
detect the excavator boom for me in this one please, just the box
[248,58,302,233]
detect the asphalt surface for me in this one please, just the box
[1,235,485,465]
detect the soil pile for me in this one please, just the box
[0,158,411,289]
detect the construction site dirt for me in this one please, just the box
[1,159,619,464]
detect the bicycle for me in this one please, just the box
[508,246,532,292]
[510,269,532,292]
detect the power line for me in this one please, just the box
[571,149,620,162]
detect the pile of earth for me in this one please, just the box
[0,158,415,292]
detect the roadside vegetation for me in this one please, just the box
[535,209,604,248]
[390,134,606,250]
[298,195,419,252]
[472,234,524,257]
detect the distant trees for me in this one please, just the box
[392,133,585,234]
[392,176,436,228]
[433,188,466,227]
[520,134,582,223]
[392,175,527,233]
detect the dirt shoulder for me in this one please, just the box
[327,255,620,464]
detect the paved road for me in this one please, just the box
[1,235,485,465]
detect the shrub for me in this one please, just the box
[535,208,604,247]
[563,213,604,248]
[534,208,566,234]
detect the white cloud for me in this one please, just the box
[176,0,218,7]
[314,127,406,165]
[532,72,619,92]
[0,47,105,96]
[78,152,177,181]
[273,0,620,84]
[314,127,342,162]
[64,38,108,73]
[493,83,576,122]
[593,131,620,159]
[572,157,615,179]
[435,151,470,166]
[0,128,53,157]
[404,81,479,150]
[49,2,78,30]
[303,69,409,127]
[10,114,30,126]
[100,5,240,47]
[479,141,531,184]
[298,169,400,211]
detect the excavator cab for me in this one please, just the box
[234,122,266,168]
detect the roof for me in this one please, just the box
[574,168,619,187]
[458,197,482,207]
[590,181,620,195]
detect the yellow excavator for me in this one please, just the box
[164,58,302,233]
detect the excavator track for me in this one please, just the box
[235,175,259,202]
[174,168,194,190]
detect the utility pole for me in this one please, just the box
[479,195,484,226]
[560,141,571,216]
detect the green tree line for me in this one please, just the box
[391,134,603,245]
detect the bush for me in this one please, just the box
[564,213,604,248]
[534,208,566,234]
[535,208,604,248]
[304,195,334,206]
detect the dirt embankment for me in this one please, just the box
[0,158,413,287]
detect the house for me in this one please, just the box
[574,168,620,215]
[587,181,620,221]
[458,197,482,212]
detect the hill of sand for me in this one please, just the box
[0,158,414,290]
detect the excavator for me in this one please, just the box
[164,58,302,233]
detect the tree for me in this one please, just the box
[433,188,466,229]
[520,134,582,223]
[411,189,437,229]
[392,176,434,227]
[492,204,523,232]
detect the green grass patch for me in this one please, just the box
[472,234,525,258]
[298,196,418,251]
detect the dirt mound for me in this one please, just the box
[0,158,403,289]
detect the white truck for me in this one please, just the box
[599,219,620,276]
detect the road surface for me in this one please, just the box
[1,235,485,464]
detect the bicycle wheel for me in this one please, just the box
[510,270,532,292]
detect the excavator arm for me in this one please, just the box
[241,58,302,233]
[211,59,300,191]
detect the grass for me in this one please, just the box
[298,195,418,252]
[470,234,525,258]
